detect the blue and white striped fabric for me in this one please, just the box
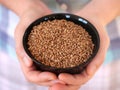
[0,0,120,90]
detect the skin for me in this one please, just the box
[0,0,120,90]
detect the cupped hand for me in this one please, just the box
[49,12,110,90]
[14,2,65,86]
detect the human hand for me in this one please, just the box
[14,1,64,86]
[49,11,110,90]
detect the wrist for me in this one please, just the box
[18,0,51,18]
[18,1,52,28]
[0,0,51,17]
[76,0,120,27]
[76,10,106,27]
[0,0,32,17]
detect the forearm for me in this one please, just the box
[77,0,120,26]
[0,0,50,17]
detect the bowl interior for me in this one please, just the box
[23,13,100,74]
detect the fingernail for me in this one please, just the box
[23,56,31,67]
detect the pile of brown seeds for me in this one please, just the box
[27,19,94,68]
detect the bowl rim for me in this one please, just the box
[23,13,100,71]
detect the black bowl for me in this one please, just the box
[23,13,100,75]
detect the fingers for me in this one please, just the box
[16,47,58,86]
[58,69,91,86]
[25,70,58,86]
[26,71,57,84]
[49,83,80,90]
[17,55,58,86]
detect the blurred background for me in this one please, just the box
[0,0,120,90]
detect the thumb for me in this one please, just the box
[14,18,33,67]
[16,46,33,67]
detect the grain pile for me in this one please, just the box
[27,19,94,68]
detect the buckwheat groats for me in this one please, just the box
[27,19,94,68]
